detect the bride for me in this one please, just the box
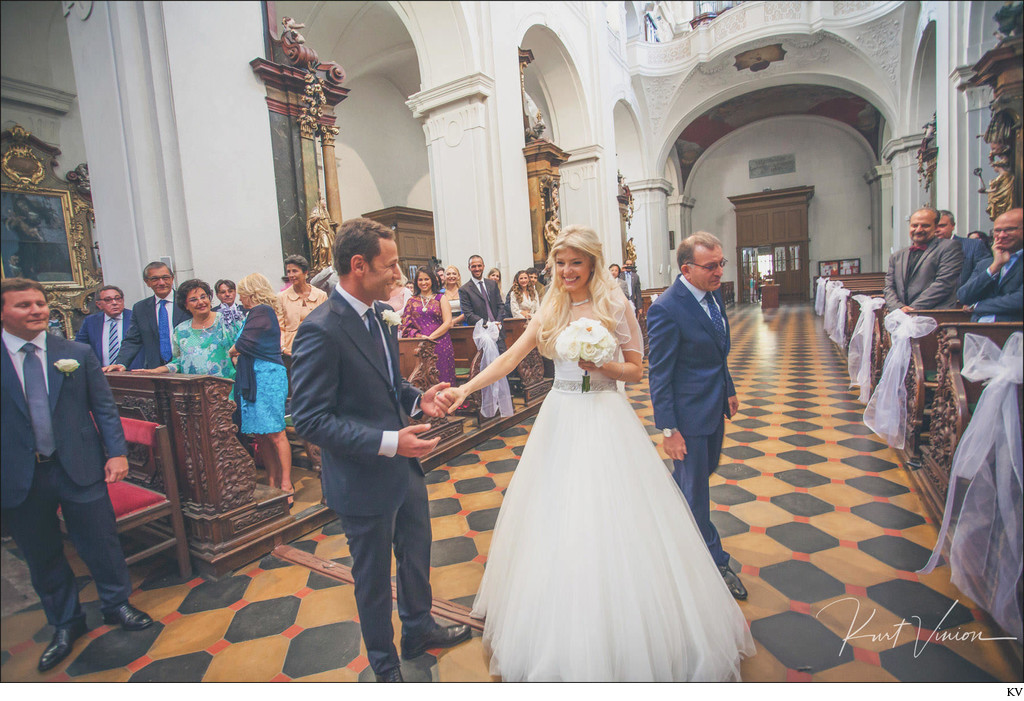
[441,226,754,682]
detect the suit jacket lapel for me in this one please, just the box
[331,292,393,388]
[675,280,725,357]
[45,335,64,413]
[1,344,29,419]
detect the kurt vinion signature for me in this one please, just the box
[816,596,1017,657]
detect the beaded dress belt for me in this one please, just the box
[551,378,618,393]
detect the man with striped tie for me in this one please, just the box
[104,262,189,371]
[74,286,142,370]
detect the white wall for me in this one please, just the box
[334,75,432,218]
[687,116,877,289]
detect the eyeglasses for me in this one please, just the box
[993,226,1022,234]
[686,259,728,271]
[186,293,209,305]
[98,296,123,303]
[147,275,173,282]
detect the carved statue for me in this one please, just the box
[983,110,1018,220]
[625,237,637,266]
[985,162,1015,221]
[543,180,561,246]
[281,17,307,43]
[306,197,337,275]
[523,90,546,142]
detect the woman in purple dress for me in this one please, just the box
[400,267,455,384]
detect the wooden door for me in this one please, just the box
[727,186,813,302]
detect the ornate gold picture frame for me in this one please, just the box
[0,126,100,336]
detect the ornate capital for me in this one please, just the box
[881,133,925,163]
[406,73,495,121]
[629,177,674,195]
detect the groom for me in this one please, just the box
[290,218,470,682]
[647,232,747,600]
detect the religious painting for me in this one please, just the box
[819,260,840,277]
[839,258,860,275]
[1,188,75,283]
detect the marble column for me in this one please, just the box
[560,144,604,238]
[863,165,892,273]
[882,134,927,252]
[960,79,995,233]
[628,178,673,287]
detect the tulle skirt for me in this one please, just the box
[472,385,755,681]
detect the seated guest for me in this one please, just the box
[968,230,992,248]
[278,255,328,357]
[387,273,413,312]
[958,208,1023,322]
[608,263,630,299]
[231,274,293,502]
[529,266,546,299]
[443,265,466,326]
[508,269,539,319]
[937,210,993,287]
[212,279,246,324]
[884,207,963,311]
[106,262,189,371]
[75,285,142,369]
[401,267,455,384]
[132,279,243,379]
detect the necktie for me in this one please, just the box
[365,309,392,387]
[478,280,494,321]
[21,344,56,456]
[158,299,172,362]
[706,294,727,347]
[108,317,120,365]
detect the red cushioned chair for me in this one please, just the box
[105,418,192,579]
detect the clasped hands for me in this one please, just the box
[397,382,455,458]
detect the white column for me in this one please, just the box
[628,178,673,287]
[561,144,603,233]
[65,1,280,299]
[666,194,685,253]
[882,135,927,253]
[864,164,892,272]
[408,74,532,276]
[960,80,995,232]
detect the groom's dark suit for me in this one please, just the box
[289,288,435,675]
[647,276,735,569]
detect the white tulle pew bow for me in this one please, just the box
[863,310,937,448]
[847,296,886,403]
[473,321,513,418]
[815,276,829,316]
[825,285,851,347]
[919,332,1023,642]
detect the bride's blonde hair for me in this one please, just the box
[536,225,624,356]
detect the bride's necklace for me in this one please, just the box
[571,298,591,307]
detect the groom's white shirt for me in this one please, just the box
[335,283,419,458]
[678,274,719,320]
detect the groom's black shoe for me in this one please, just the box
[719,564,748,600]
[375,667,404,682]
[38,619,87,672]
[401,623,472,659]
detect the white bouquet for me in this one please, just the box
[555,317,618,391]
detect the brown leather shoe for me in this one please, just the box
[401,623,472,658]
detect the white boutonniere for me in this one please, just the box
[54,358,80,375]
[381,309,401,328]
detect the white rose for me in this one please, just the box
[54,359,80,375]
[381,309,401,327]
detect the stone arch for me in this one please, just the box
[908,20,937,133]
[389,1,477,89]
[613,99,646,180]
[624,2,641,41]
[518,23,594,150]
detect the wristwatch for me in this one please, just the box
[662,428,676,438]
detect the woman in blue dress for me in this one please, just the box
[231,273,292,502]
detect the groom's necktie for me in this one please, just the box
[706,294,727,347]
[364,308,392,386]
[21,344,56,456]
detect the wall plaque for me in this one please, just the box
[749,154,796,179]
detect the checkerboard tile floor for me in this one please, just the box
[2,304,1020,682]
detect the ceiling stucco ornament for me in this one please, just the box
[646,36,694,66]
[642,74,687,137]
[852,15,901,87]
[834,1,876,16]
[713,4,750,43]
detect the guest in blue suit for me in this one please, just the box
[958,208,1023,322]
[74,285,142,370]
[290,218,470,682]
[105,262,189,371]
[647,232,747,600]
[1,278,152,673]
[937,210,993,287]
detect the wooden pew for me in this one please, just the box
[397,337,466,448]
[900,310,972,464]
[503,318,552,405]
[641,287,667,317]
[916,321,1023,523]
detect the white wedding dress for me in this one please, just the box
[472,299,755,682]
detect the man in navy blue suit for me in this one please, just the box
[648,232,747,600]
[104,262,189,371]
[937,210,992,288]
[290,218,470,682]
[1,278,152,673]
[74,285,142,370]
[959,207,1023,322]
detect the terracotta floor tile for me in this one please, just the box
[809,548,900,588]
[312,534,351,561]
[739,641,786,682]
[68,666,133,682]
[147,609,233,660]
[809,510,887,541]
[808,482,875,508]
[472,531,494,558]
[203,635,289,682]
[0,608,47,650]
[436,636,493,682]
[811,594,910,653]
[740,475,793,498]
[294,585,359,629]
[292,666,360,682]
[449,463,491,481]
[454,491,504,512]
[726,531,794,567]
[814,660,899,682]
[427,482,456,499]
[128,584,190,623]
